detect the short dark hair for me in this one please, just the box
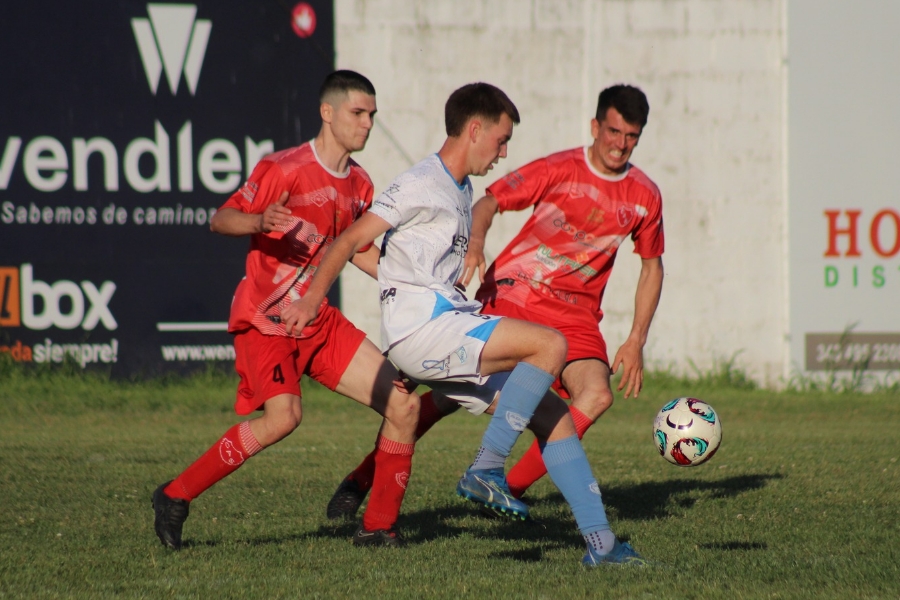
[444,83,520,137]
[319,70,376,105]
[596,85,649,128]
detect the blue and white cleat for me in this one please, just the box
[582,539,648,566]
[456,468,529,521]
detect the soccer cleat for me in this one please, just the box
[326,476,369,520]
[351,525,405,547]
[151,481,190,550]
[582,539,648,566]
[456,468,529,521]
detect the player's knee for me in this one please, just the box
[540,329,568,373]
[574,387,614,421]
[265,402,303,440]
[385,390,420,427]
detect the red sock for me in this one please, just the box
[164,421,263,501]
[349,390,445,493]
[507,405,593,498]
[361,436,415,531]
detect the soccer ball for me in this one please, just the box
[653,397,722,466]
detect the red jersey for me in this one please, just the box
[220,141,373,337]
[476,147,664,326]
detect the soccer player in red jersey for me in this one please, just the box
[328,83,664,511]
[151,70,420,550]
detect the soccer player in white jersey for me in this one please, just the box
[285,83,646,565]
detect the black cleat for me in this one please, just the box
[352,525,405,547]
[326,476,368,520]
[151,481,189,550]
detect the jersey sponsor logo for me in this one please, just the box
[132,4,212,96]
[1,264,117,331]
[452,235,468,257]
[380,287,397,304]
[306,233,336,246]
[504,410,530,432]
[537,244,598,279]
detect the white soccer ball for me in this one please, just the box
[653,397,722,466]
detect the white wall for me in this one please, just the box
[335,0,788,385]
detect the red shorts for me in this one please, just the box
[480,297,608,399]
[232,304,367,415]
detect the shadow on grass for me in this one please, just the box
[601,473,785,520]
[180,472,782,555]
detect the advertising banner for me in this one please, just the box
[788,1,900,375]
[1,1,335,375]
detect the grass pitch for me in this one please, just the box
[0,364,898,599]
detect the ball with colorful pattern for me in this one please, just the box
[653,397,722,466]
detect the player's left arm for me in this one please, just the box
[349,244,380,280]
[612,256,664,398]
[282,211,392,335]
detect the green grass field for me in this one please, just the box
[1,364,898,599]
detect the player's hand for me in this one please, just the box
[260,191,293,233]
[460,240,486,287]
[280,298,319,336]
[611,338,644,399]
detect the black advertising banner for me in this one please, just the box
[0,1,335,375]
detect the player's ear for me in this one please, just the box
[320,101,333,124]
[468,118,482,143]
[590,118,601,140]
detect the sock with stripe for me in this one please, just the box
[361,435,415,531]
[164,421,263,501]
[348,390,446,493]
[507,405,593,497]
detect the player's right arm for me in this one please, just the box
[282,211,392,335]
[460,194,499,287]
[210,191,291,236]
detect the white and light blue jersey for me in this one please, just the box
[368,154,484,350]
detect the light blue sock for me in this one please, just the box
[478,362,555,459]
[542,435,611,536]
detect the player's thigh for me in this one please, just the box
[233,328,303,416]
[333,337,408,416]
[480,317,567,376]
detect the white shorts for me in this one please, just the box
[388,310,508,415]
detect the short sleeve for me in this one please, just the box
[369,172,428,229]
[631,189,665,259]
[219,160,285,215]
[485,157,552,213]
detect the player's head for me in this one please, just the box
[445,82,520,137]
[319,70,377,154]
[590,84,649,175]
[319,70,376,107]
[444,83,520,177]
[595,84,649,128]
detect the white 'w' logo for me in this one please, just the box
[132,4,211,96]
